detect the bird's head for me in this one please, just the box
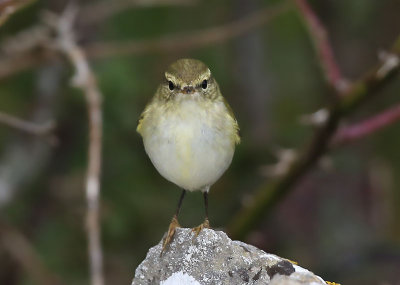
[158,58,220,101]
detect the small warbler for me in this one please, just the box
[137,58,240,253]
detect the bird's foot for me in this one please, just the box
[192,218,210,236]
[161,215,180,256]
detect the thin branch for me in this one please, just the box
[86,1,290,58]
[0,219,64,285]
[0,0,197,77]
[1,25,51,56]
[0,111,55,137]
[0,0,36,27]
[0,0,196,56]
[0,64,62,208]
[332,102,400,146]
[0,1,290,81]
[227,35,400,240]
[80,0,199,27]
[0,51,50,81]
[294,0,348,94]
[43,6,104,285]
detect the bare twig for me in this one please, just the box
[0,0,197,56]
[0,64,62,207]
[332,103,400,146]
[0,1,290,81]
[0,0,36,27]
[0,0,197,78]
[259,148,297,177]
[0,111,55,137]
[0,219,64,285]
[86,1,290,58]
[80,0,199,26]
[227,35,400,240]
[294,0,349,94]
[1,25,51,55]
[0,51,52,81]
[43,6,104,285]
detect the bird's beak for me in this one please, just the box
[182,86,195,94]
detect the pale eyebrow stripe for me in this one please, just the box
[164,72,174,80]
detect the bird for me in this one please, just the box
[137,58,240,253]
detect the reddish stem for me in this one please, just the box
[294,0,346,93]
[333,103,400,145]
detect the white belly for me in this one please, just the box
[142,99,235,192]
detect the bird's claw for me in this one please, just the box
[192,218,210,236]
[161,215,180,256]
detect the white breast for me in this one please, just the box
[142,97,235,192]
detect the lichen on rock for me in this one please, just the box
[132,228,326,285]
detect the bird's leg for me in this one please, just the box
[161,190,186,255]
[192,191,210,236]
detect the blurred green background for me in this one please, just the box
[1,0,400,284]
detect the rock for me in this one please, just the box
[132,228,326,285]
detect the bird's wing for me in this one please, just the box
[136,113,144,134]
[223,97,241,145]
[136,104,151,135]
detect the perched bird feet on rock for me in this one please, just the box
[133,229,329,285]
[161,215,180,255]
[192,218,210,236]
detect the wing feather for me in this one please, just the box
[222,97,241,145]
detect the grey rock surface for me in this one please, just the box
[132,228,326,285]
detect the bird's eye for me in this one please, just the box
[201,79,208,89]
[168,81,175,91]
